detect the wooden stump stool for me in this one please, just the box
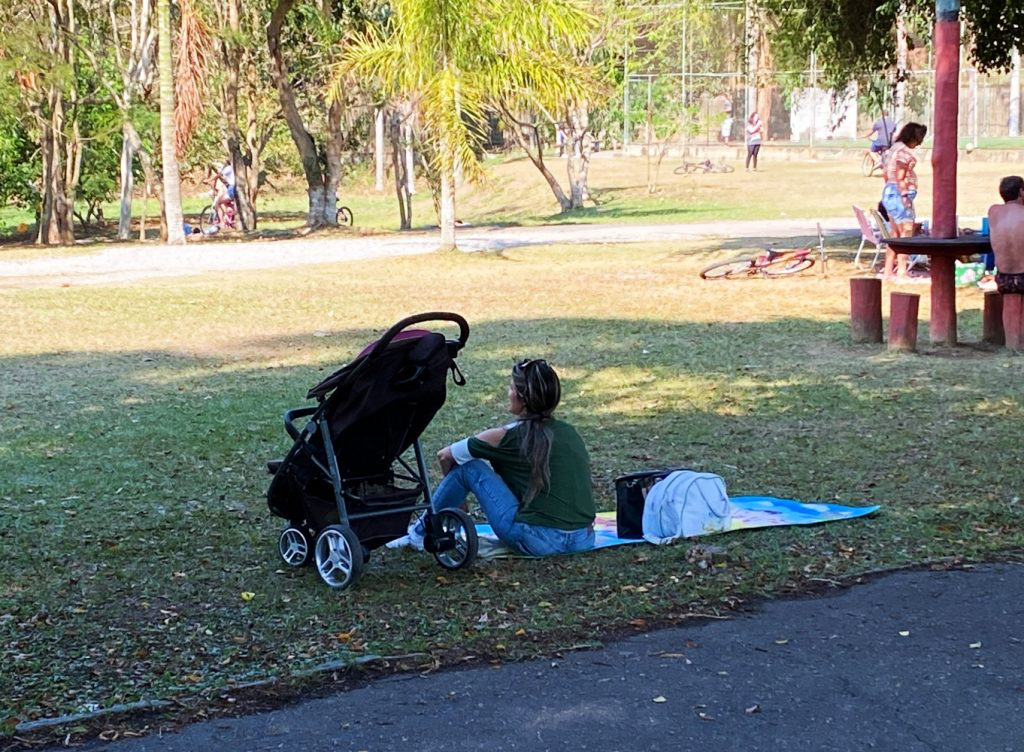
[983,292,1005,346]
[850,278,883,343]
[889,292,920,352]
[1004,294,1024,351]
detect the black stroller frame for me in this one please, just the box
[266,312,479,590]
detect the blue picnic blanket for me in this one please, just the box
[474,496,879,558]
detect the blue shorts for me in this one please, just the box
[870,141,888,153]
[227,185,236,201]
[882,183,916,223]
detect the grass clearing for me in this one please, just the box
[2,241,1023,732]
[2,151,1018,246]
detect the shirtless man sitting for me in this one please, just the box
[988,175,1024,294]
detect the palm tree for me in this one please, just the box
[340,0,594,250]
[158,0,186,244]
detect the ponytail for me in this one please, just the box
[510,359,561,506]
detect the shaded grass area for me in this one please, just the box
[1,244,1023,732]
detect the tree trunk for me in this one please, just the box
[1011,48,1021,138]
[895,3,908,123]
[501,107,571,211]
[118,123,136,239]
[564,103,592,210]
[245,59,265,203]
[37,92,75,245]
[268,0,328,228]
[754,22,775,136]
[139,180,148,241]
[390,111,411,230]
[404,105,416,195]
[222,0,256,230]
[439,164,456,250]
[322,97,344,226]
[123,122,164,238]
[158,0,186,244]
[375,107,385,192]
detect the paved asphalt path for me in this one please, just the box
[67,564,1023,752]
[0,218,854,288]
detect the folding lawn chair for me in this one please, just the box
[853,204,885,269]
[870,208,928,272]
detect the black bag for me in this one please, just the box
[613,468,688,539]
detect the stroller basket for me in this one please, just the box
[266,312,479,590]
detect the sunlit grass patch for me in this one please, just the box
[1,242,1023,732]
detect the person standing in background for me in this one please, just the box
[719,98,734,146]
[880,122,928,280]
[745,112,763,171]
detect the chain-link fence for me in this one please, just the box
[621,66,1023,149]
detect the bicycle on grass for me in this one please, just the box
[199,178,239,234]
[699,224,826,280]
[861,148,884,178]
[337,205,354,226]
[674,157,735,175]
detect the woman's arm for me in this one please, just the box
[437,426,508,475]
[896,163,911,205]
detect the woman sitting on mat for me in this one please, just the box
[410,358,596,557]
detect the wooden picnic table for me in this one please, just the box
[883,235,993,346]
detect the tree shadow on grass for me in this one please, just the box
[1,315,1020,727]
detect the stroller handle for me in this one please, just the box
[368,312,469,359]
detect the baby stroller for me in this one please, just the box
[266,312,478,590]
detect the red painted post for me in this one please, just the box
[983,292,1005,346]
[929,255,957,344]
[850,278,883,343]
[889,292,920,352]
[1004,294,1024,351]
[931,1,960,241]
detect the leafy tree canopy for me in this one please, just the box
[757,0,1024,92]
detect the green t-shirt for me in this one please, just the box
[466,419,595,530]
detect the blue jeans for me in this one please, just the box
[431,460,594,557]
[882,183,916,223]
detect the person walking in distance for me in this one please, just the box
[745,111,763,171]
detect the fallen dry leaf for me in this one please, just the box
[240,592,255,602]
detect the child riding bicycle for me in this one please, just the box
[212,159,237,226]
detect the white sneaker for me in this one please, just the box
[406,513,427,551]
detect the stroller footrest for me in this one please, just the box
[267,459,283,475]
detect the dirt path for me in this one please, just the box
[0,218,854,289]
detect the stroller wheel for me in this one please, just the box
[314,525,365,589]
[432,508,478,571]
[278,526,312,568]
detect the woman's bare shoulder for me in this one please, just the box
[475,426,508,446]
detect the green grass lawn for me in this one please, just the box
[3,149,1021,245]
[2,243,1022,734]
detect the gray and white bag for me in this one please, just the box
[641,470,733,544]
